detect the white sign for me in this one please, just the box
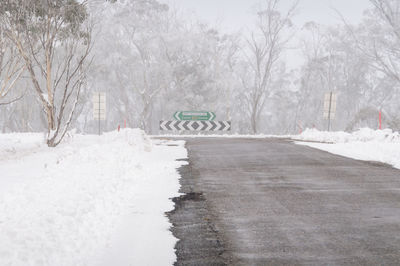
[93,92,106,121]
[323,92,337,119]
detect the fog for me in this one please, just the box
[160,0,371,32]
[0,0,399,142]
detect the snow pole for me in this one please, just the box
[98,93,101,136]
[379,111,382,130]
[327,92,332,132]
[118,125,120,132]
[124,119,126,128]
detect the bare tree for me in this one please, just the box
[0,0,92,146]
[296,22,376,131]
[340,0,400,85]
[241,0,297,133]
[367,0,400,84]
[335,0,400,128]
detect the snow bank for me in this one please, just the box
[0,129,187,266]
[293,128,400,170]
[295,128,400,143]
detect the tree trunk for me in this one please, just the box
[251,110,258,134]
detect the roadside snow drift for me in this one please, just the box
[294,128,400,169]
[0,129,187,266]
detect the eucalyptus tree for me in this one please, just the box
[0,0,92,146]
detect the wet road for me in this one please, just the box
[168,138,400,265]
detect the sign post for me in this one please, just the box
[323,92,337,131]
[93,92,106,135]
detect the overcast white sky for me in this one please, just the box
[159,0,373,69]
[161,0,372,32]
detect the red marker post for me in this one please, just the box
[297,122,303,134]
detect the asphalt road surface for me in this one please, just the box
[167,138,400,265]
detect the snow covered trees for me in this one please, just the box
[0,0,399,135]
[88,0,240,134]
[0,0,92,146]
[296,23,372,131]
[363,0,400,84]
[88,0,171,133]
[353,0,400,129]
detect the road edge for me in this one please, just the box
[166,151,227,265]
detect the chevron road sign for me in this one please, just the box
[160,121,231,131]
[174,111,216,121]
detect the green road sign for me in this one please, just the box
[174,111,216,121]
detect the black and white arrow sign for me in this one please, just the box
[160,121,231,131]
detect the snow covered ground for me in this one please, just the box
[294,128,400,169]
[0,129,187,266]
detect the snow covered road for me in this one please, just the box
[0,130,186,266]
